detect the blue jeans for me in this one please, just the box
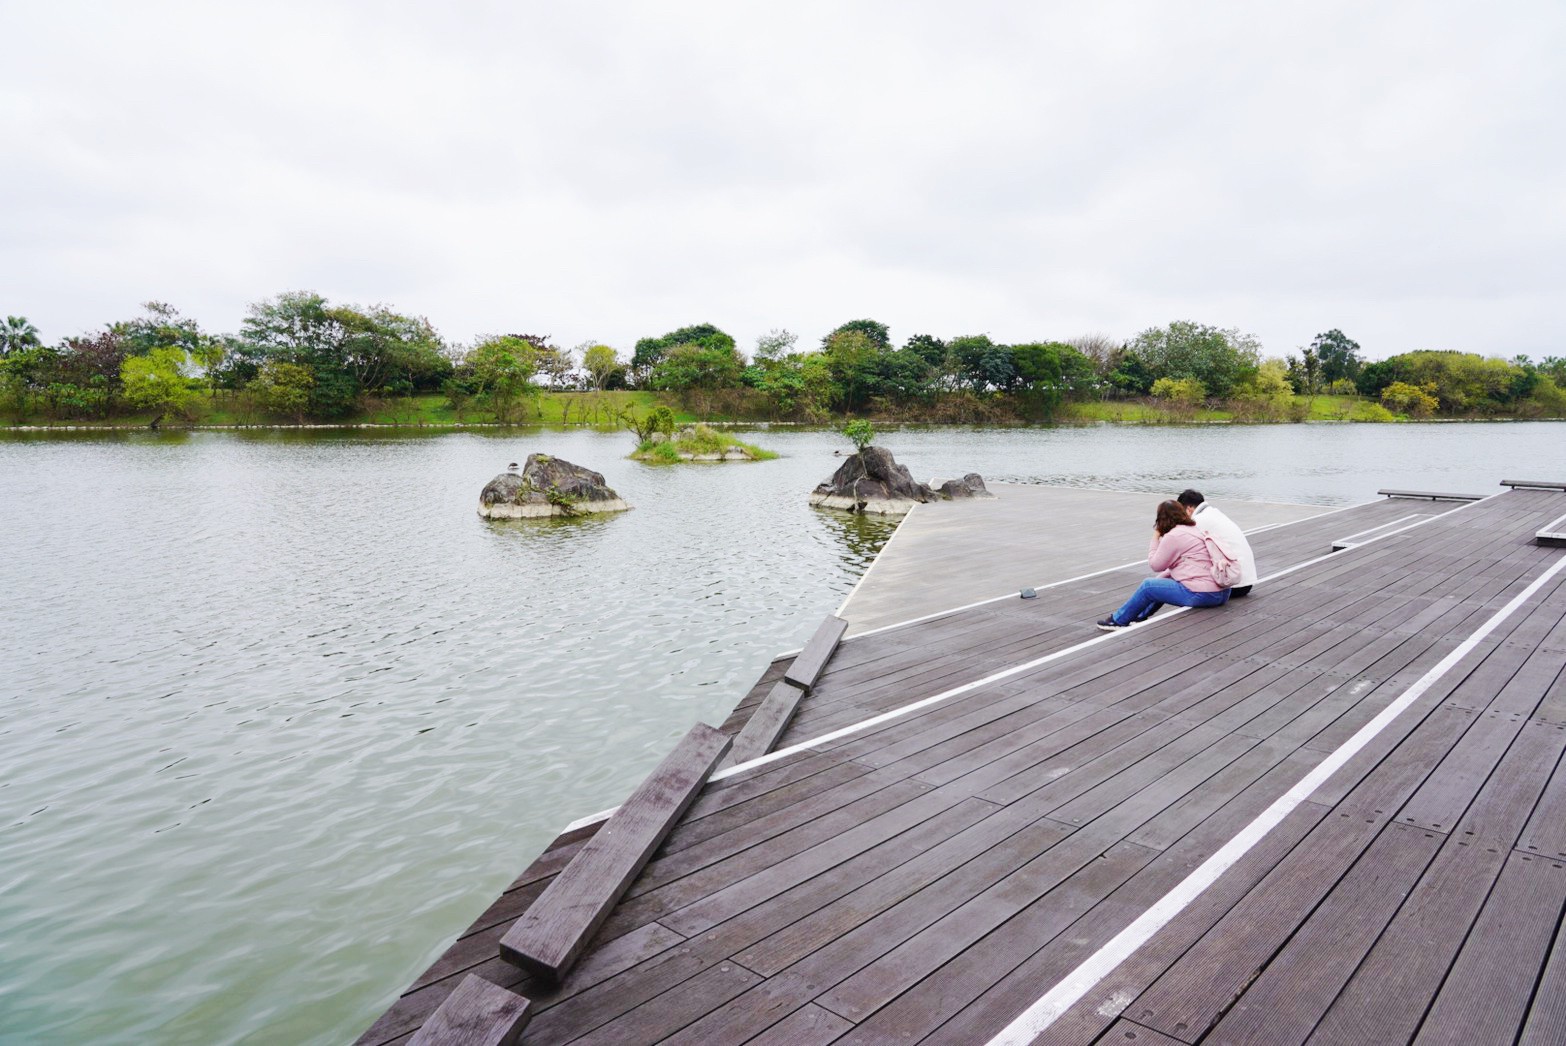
[1110,578,1230,625]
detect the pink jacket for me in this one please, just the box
[1148,525,1222,592]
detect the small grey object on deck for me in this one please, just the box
[498,722,731,981]
[407,975,529,1046]
[782,615,849,691]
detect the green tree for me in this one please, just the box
[582,344,621,390]
[744,351,837,419]
[843,418,875,451]
[631,323,735,377]
[0,345,54,418]
[1107,347,1154,395]
[465,335,539,422]
[1311,330,1363,385]
[249,361,315,422]
[902,333,949,373]
[53,330,129,415]
[2,315,42,355]
[1285,347,1322,396]
[649,342,746,392]
[120,346,197,421]
[822,319,891,352]
[753,328,798,362]
[949,334,1015,392]
[1151,376,1207,406]
[1380,380,1439,416]
[1128,321,1260,398]
[822,329,886,411]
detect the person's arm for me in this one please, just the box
[1148,530,1179,574]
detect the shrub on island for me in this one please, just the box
[631,424,777,463]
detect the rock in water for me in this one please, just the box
[936,473,995,499]
[809,446,936,515]
[478,454,631,519]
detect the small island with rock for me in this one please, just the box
[478,454,631,519]
[628,415,776,464]
[810,423,994,515]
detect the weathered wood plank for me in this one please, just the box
[499,723,731,981]
[1205,822,1441,1045]
[1414,852,1566,1046]
[1377,488,1487,500]
[406,976,529,1046]
[783,614,848,691]
[724,679,808,766]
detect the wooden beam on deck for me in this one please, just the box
[407,975,529,1046]
[499,722,730,982]
[783,615,848,691]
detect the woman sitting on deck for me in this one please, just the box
[1096,499,1230,630]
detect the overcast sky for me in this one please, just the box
[4,1,1563,362]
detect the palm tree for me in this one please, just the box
[2,316,41,355]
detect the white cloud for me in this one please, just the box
[3,0,1563,361]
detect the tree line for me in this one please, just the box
[3,297,1564,424]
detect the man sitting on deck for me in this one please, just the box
[1178,488,1256,597]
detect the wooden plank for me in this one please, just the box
[827,839,1159,1044]
[563,960,761,1045]
[732,806,1065,977]
[1521,915,1566,1046]
[738,1003,853,1046]
[724,680,808,766]
[1502,479,1566,490]
[1537,511,1566,546]
[1377,488,1487,500]
[783,614,848,690]
[500,722,731,981]
[935,802,1335,1045]
[1098,1020,1193,1046]
[406,976,529,1046]
[1413,852,1566,1046]
[1129,812,1391,1040]
[614,778,934,928]
[1204,823,1441,1045]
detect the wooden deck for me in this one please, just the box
[359,484,1566,1045]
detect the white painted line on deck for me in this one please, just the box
[1333,513,1422,543]
[982,541,1564,1046]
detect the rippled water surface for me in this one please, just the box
[2,422,1562,1044]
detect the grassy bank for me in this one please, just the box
[6,389,1561,431]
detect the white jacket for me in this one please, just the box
[1193,503,1257,587]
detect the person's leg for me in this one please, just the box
[1107,580,1231,625]
[1108,578,1190,625]
[1169,587,1229,608]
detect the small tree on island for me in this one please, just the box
[843,419,875,454]
[619,404,676,444]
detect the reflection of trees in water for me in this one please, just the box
[814,509,899,572]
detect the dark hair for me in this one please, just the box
[1177,489,1205,508]
[1155,499,1194,535]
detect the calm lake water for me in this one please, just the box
[2,422,1563,1044]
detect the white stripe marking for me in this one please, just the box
[982,547,1566,1046]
